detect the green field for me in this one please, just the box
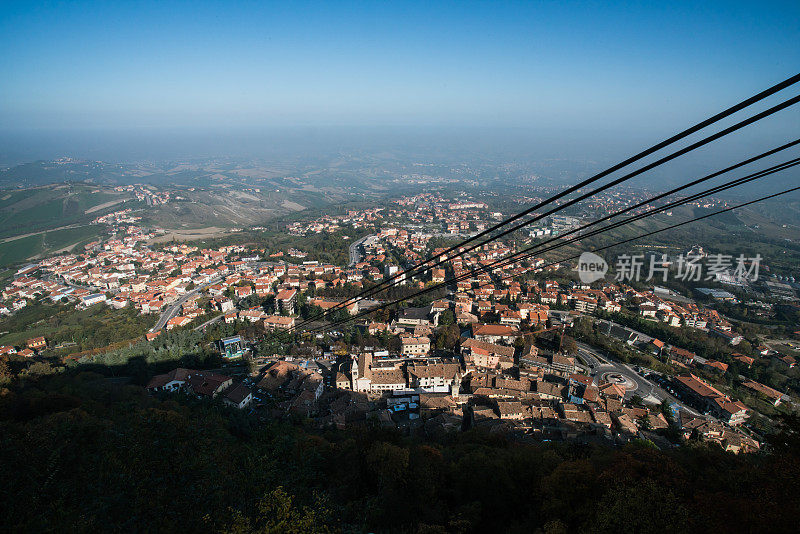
[0,302,152,351]
[0,185,130,239]
[0,225,103,266]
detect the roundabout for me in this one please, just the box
[601,372,638,392]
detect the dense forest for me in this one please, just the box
[1,371,799,533]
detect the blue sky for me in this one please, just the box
[1,0,798,131]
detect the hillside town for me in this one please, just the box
[1,200,798,456]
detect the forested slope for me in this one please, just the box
[1,372,798,533]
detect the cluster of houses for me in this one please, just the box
[198,300,755,450]
[111,185,171,206]
[286,208,384,235]
[0,336,47,359]
[632,286,742,339]
[389,193,499,236]
[0,199,788,455]
[146,368,253,409]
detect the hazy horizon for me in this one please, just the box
[2,1,800,165]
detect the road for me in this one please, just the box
[0,223,88,243]
[594,318,653,345]
[348,234,374,267]
[150,275,223,332]
[577,341,702,416]
[194,313,224,331]
[576,342,644,397]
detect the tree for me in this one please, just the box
[438,309,455,326]
[561,336,577,355]
[768,413,800,456]
[435,324,461,351]
[366,442,409,491]
[0,358,11,385]
[224,487,332,534]
[593,480,689,533]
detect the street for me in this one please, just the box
[348,234,374,267]
[150,275,223,332]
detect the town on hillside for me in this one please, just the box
[2,195,798,455]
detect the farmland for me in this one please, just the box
[0,225,103,266]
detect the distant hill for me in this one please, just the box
[0,160,131,187]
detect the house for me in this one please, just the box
[407,363,461,393]
[668,346,695,365]
[560,403,593,424]
[145,331,162,341]
[471,323,520,344]
[711,397,749,426]
[397,306,432,327]
[264,315,295,330]
[368,322,388,335]
[146,367,194,392]
[80,293,107,307]
[709,327,743,345]
[658,310,682,327]
[401,336,431,356]
[239,309,265,323]
[26,336,46,351]
[599,382,625,400]
[612,412,640,436]
[109,296,129,309]
[368,367,407,393]
[234,285,253,298]
[430,300,450,313]
[499,310,522,326]
[648,338,665,355]
[224,383,253,409]
[550,353,576,374]
[309,297,359,315]
[639,304,658,318]
[703,360,729,374]
[574,296,597,313]
[208,284,226,296]
[496,400,524,420]
[350,353,406,393]
[275,289,297,315]
[533,380,566,401]
[186,372,233,398]
[214,297,235,312]
[519,345,544,367]
[673,374,748,425]
[461,338,515,370]
[166,316,191,330]
[741,380,785,406]
[334,372,351,390]
[257,360,300,391]
[647,412,670,430]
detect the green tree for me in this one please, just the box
[438,309,455,326]
[224,487,332,534]
[593,480,689,533]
